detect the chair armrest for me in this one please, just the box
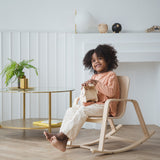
[103,98,139,117]
[105,98,135,103]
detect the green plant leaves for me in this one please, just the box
[0,58,38,86]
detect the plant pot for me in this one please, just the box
[19,77,28,89]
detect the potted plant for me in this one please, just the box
[0,58,38,88]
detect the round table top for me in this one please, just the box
[0,87,74,93]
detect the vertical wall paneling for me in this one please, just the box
[29,32,39,118]
[53,32,58,119]
[11,32,21,119]
[57,33,66,119]
[72,34,76,100]
[2,32,12,120]
[48,32,57,119]
[39,32,48,118]
[0,32,74,122]
[28,32,31,118]
[46,32,49,119]
[63,33,67,115]
[37,32,40,118]
[20,32,30,118]
[0,32,2,121]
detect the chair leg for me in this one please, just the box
[98,120,108,151]
[131,100,149,137]
[108,119,116,132]
[98,101,110,151]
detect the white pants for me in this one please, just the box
[59,99,104,140]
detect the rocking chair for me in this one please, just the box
[67,76,155,154]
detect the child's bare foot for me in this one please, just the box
[43,131,56,142]
[50,136,67,152]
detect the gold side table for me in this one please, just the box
[0,87,74,133]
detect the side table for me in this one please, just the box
[0,87,74,133]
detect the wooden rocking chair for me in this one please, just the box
[67,76,155,154]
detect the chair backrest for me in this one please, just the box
[114,76,130,118]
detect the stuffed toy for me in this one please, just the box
[80,83,98,104]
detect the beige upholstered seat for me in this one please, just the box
[67,76,155,154]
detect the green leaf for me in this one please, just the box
[0,58,38,87]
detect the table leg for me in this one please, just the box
[48,92,51,133]
[69,91,72,107]
[23,93,26,120]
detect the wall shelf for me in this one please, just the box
[74,33,160,62]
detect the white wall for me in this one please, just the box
[0,0,159,32]
[157,64,160,126]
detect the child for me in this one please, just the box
[44,44,120,152]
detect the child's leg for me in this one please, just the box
[82,103,104,117]
[44,103,104,152]
[44,104,80,151]
[44,104,79,140]
[60,103,104,140]
[61,104,80,126]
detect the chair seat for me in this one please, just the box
[87,116,114,123]
[86,116,102,123]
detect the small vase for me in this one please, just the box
[20,77,28,89]
[18,75,27,89]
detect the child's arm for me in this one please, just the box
[83,101,95,106]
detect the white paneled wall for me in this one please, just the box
[0,32,74,121]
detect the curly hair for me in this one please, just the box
[83,44,118,73]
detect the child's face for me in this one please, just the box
[91,53,108,73]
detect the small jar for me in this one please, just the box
[98,24,108,33]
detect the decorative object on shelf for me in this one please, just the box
[0,59,38,88]
[98,24,108,33]
[75,9,96,33]
[146,25,160,32]
[112,23,122,33]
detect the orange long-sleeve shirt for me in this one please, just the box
[91,71,120,116]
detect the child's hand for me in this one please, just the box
[88,79,98,86]
[81,79,98,89]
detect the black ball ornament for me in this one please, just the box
[112,23,122,33]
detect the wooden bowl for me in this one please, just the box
[98,24,108,33]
